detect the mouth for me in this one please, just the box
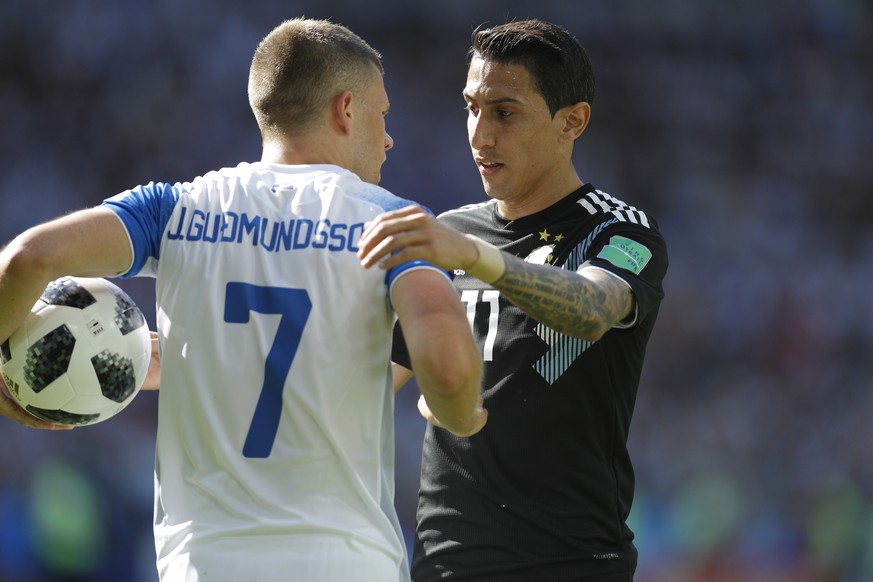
[477,159,503,177]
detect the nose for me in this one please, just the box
[384,131,394,151]
[468,114,493,151]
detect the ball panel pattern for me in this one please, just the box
[25,404,101,426]
[23,324,76,393]
[113,293,147,336]
[41,278,97,309]
[90,349,136,402]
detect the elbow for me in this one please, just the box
[416,328,483,396]
[415,351,484,437]
[430,356,482,399]
[2,233,55,282]
[572,298,635,342]
[447,340,483,394]
[581,320,610,342]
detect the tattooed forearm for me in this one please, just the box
[492,254,633,340]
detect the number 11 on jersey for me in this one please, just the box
[461,289,500,361]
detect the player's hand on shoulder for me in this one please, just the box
[358,205,478,273]
[0,373,73,430]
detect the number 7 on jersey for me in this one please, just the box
[224,282,312,458]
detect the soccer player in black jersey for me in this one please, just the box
[359,19,668,582]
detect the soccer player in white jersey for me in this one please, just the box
[0,18,486,582]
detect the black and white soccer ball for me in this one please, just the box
[0,276,151,426]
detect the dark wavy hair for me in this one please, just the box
[469,19,595,117]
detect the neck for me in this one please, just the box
[260,137,345,167]
[496,172,583,220]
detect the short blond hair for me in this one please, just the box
[248,18,383,139]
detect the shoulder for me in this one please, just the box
[351,182,434,215]
[195,162,265,195]
[105,181,186,209]
[437,200,496,229]
[575,187,659,232]
[559,186,667,272]
[567,187,666,260]
[438,199,495,219]
[573,188,668,290]
[122,165,245,203]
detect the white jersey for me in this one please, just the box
[104,162,441,582]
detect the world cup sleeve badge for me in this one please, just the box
[596,235,652,275]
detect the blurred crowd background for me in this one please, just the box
[2,0,872,580]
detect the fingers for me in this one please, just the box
[361,204,423,238]
[416,394,488,437]
[360,233,431,270]
[1,373,73,430]
[0,397,73,430]
[417,393,443,427]
[359,206,434,269]
[141,331,161,391]
[357,231,402,269]
[360,205,426,246]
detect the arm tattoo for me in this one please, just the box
[492,254,632,339]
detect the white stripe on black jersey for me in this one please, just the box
[578,189,650,227]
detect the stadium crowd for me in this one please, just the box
[1,1,872,580]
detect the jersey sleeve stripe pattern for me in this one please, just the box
[578,189,650,228]
[564,218,619,273]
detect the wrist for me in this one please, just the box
[463,235,506,284]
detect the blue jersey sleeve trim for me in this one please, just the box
[386,260,453,297]
[101,182,181,277]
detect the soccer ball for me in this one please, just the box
[0,276,151,426]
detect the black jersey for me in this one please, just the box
[392,185,668,581]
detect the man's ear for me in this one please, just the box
[559,101,591,142]
[332,90,355,135]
